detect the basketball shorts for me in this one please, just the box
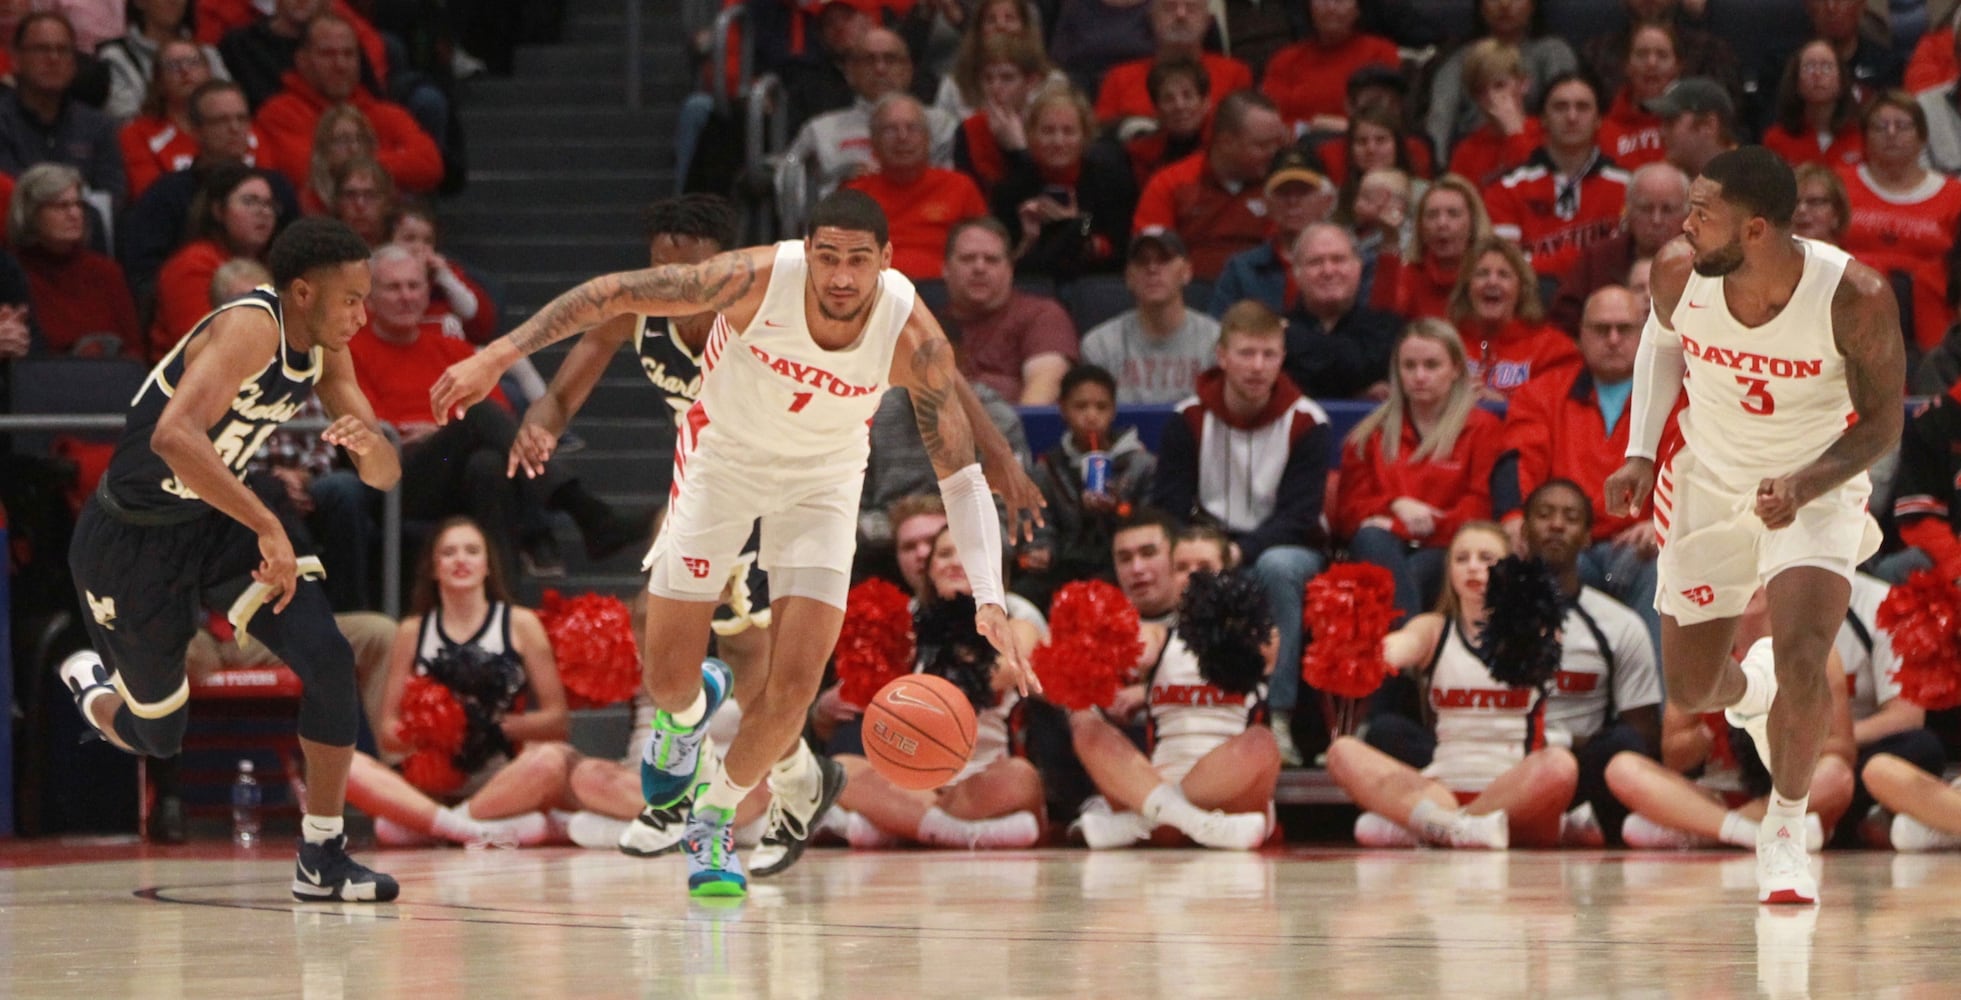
[646,441,863,611]
[1653,448,1881,626]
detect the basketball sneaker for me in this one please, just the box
[58,650,116,742]
[641,659,734,808]
[291,834,400,903]
[1889,812,1961,852]
[684,801,747,898]
[619,801,690,857]
[1757,818,1819,905]
[1725,642,1779,780]
[750,755,848,878]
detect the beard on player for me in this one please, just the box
[1691,234,1746,277]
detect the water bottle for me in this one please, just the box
[231,759,262,848]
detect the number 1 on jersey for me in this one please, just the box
[1736,376,1775,415]
[788,391,813,413]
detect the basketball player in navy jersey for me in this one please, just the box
[58,218,401,902]
[1605,146,1905,904]
[433,190,1037,898]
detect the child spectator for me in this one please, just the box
[1018,364,1157,606]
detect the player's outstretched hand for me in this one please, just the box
[321,415,382,456]
[1755,476,1800,529]
[430,351,505,425]
[255,527,299,614]
[976,602,1040,696]
[1604,457,1656,518]
[508,421,557,479]
[985,452,1046,542]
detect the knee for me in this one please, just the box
[125,708,191,757]
[569,757,617,800]
[1254,546,1323,587]
[1537,747,1581,791]
[517,741,577,776]
[1240,726,1282,772]
[1069,711,1112,754]
[1324,735,1364,779]
[1812,755,1855,803]
[1603,749,1650,794]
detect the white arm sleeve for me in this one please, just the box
[938,464,1005,611]
[1626,308,1686,461]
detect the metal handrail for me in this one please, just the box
[744,72,789,170]
[710,2,752,118]
[0,415,405,618]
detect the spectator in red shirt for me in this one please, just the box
[1133,89,1290,281]
[1093,0,1251,127]
[1792,162,1850,247]
[992,87,1136,280]
[941,216,1077,403]
[327,156,393,246]
[951,34,1048,197]
[1335,317,1503,616]
[149,162,277,359]
[1549,161,1686,333]
[1762,40,1865,171]
[1839,92,1961,352]
[8,162,140,358]
[1484,72,1629,285]
[1123,55,1210,188]
[389,199,500,346]
[1448,39,1544,190]
[1372,173,1492,322]
[1258,0,1400,133]
[253,16,442,198]
[846,94,989,280]
[118,37,215,201]
[1598,23,1681,171]
[1907,10,1958,93]
[350,245,643,579]
[1449,235,1581,400]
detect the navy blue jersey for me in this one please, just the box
[634,315,705,423]
[104,289,321,513]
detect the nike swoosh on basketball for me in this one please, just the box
[885,688,945,715]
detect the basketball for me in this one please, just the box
[862,674,976,790]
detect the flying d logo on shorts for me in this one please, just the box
[1681,585,1716,607]
[681,557,712,579]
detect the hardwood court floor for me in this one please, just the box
[6,842,1960,998]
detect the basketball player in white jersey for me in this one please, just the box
[431,190,1037,898]
[1605,146,1906,905]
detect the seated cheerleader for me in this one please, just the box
[827,526,1049,849]
[1604,588,1854,851]
[1067,520,1280,851]
[1867,759,1961,851]
[1327,521,1579,849]
[345,517,580,847]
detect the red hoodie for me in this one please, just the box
[253,70,443,196]
[1334,405,1503,545]
[1152,367,1333,559]
[1456,318,1582,399]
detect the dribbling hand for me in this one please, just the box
[255,527,299,614]
[976,603,1041,696]
[508,421,557,478]
[429,352,505,425]
[1604,457,1656,518]
[321,415,381,456]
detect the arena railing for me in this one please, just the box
[0,414,406,618]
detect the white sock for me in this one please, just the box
[302,814,344,844]
[917,807,1040,849]
[846,811,899,848]
[1763,794,1809,843]
[698,769,753,815]
[1720,810,1758,848]
[664,689,708,729]
[430,804,480,841]
[1140,784,1204,831]
[768,740,818,797]
[1408,799,1463,843]
[474,810,551,846]
[1733,664,1773,717]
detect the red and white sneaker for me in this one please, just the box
[1757,819,1819,905]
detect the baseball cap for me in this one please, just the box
[1346,64,1410,99]
[1264,146,1325,196]
[1642,77,1735,121]
[1129,226,1187,260]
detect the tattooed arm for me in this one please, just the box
[430,246,770,422]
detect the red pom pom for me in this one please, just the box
[401,748,466,796]
[537,590,641,708]
[398,675,467,755]
[1301,562,1399,699]
[1032,580,1144,710]
[836,579,916,708]
[1877,571,1961,710]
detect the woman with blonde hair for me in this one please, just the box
[117,36,215,200]
[302,104,378,216]
[1447,236,1579,400]
[1333,318,1504,617]
[1370,175,1492,322]
[990,85,1136,279]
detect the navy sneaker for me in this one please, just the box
[292,834,400,903]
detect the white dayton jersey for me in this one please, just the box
[1667,237,1858,494]
[1146,632,1260,784]
[1422,619,1545,794]
[687,240,915,471]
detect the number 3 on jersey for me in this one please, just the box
[1736,376,1775,415]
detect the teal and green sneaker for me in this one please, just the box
[684,800,747,898]
[640,658,734,808]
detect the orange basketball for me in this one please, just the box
[862,674,977,790]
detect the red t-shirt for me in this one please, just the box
[1456,317,1583,398]
[18,245,142,358]
[150,239,232,361]
[1760,121,1865,170]
[946,291,1078,402]
[1501,366,1680,541]
[1334,406,1503,546]
[1095,52,1252,124]
[1839,164,1961,350]
[1598,92,1665,170]
[1133,152,1271,280]
[1448,118,1542,189]
[1369,252,1459,321]
[1908,27,1956,92]
[843,168,988,280]
[348,320,506,426]
[1259,34,1401,128]
[1484,152,1630,284]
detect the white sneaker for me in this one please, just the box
[618,802,689,857]
[1621,813,1715,850]
[1076,808,1151,850]
[1187,809,1268,851]
[566,811,629,850]
[1560,802,1602,846]
[1725,641,1778,780]
[1756,821,1819,905]
[1353,811,1419,848]
[1450,809,1509,850]
[1890,812,1961,852]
